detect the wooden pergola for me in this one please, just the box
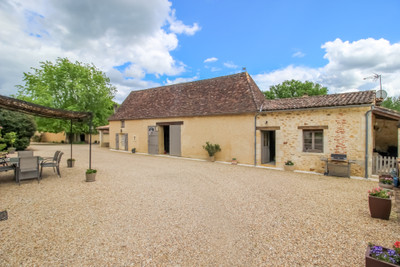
[0,94,94,169]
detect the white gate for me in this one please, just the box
[372,155,398,175]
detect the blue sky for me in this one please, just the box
[0,0,399,102]
[172,0,399,71]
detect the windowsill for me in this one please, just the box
[302,152,325,156]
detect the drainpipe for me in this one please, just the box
[365,106,375,178]
[254,106,263,166]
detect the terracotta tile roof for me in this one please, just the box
[373,106,400,120]
[109,72,266,120]
[262,90,376,111]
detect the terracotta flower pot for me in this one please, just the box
[368,195,392,220]
[209,156,215,162]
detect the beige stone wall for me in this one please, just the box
[99,131,109,147]
[39,132,99,144]
[256,106,372,177]
[109,114,256,163]
[40,132,66,142]
[109,106,376,177]
[84,133,99,143]
[374,118,398,154]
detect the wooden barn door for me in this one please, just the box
[169,125,181,156]
[148,126,158,154]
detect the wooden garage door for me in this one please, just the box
[169,125,181,156]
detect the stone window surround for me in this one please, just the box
[298,126,328,153]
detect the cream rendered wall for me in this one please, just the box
[40,132,66,142]
[109,114,256,163]
[256,106,372,177]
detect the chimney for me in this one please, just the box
[113,104,118,113]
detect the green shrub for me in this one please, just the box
[0,110,36,150]
[202,142,221,157]
[4,132,17,147]
[0,144,6,151]
[86,169,97,174]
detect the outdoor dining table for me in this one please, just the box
[7,156,44,165]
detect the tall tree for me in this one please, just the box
[381,96,400,112]
[16,58,116,133]
[264,80,328,99]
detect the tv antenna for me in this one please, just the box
[363,73,387,99]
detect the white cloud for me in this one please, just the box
[0,0,199,100]
[165,75,199,85]
[254,38,400,97]
[292,51,305,58]
[167,9,200,36]
[211,67,221,72]
[253,65,320,92]
[204,57,218,63]
[223,61,238,69]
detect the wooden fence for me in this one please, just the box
[372,155,398,175]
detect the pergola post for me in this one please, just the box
[70,119,73,161]
[89,117,92,170]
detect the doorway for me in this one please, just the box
[261,131,276,164]
[163,125,170,154]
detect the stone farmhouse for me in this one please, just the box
[108,72,400,178]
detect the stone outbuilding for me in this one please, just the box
[109,72,400,178]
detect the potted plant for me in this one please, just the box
[232,158,238,165]
[379,174,394,189]
[366,242,400,266]
[67,158,75,168]
[368,187,392,220]
[284,160,295,171]
[86,169,97,182]
[131,148,136,153]
[202,142,221,162]
[4,132,17,154]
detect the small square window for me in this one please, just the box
[303,130,323,153]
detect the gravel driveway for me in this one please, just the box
[0,144,399,266]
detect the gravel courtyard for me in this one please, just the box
[0,144,399,266]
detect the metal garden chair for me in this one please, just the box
[17,151,34,157]
[16,156,40,185]
[40,151,63,178]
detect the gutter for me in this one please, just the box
[365,105,375,178]
[261,103,372,114]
